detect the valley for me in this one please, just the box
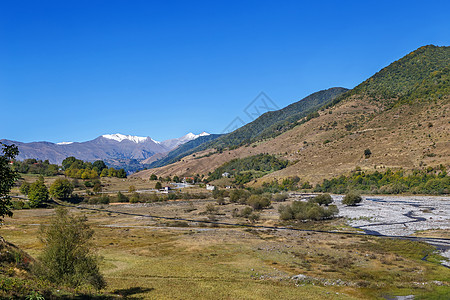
[1,45,449,299]
[2,189,449,299]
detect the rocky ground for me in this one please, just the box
[333,195,450,266]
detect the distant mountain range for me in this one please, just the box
[0,132,210,171]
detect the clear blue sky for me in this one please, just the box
[1,0,449,143]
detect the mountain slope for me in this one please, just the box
[206,87,348,149]
[145,133,222,167]
[133,45,450,182]
[143,87,347,169]
[0,132,210,171]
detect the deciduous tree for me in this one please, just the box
[0,143,19,221]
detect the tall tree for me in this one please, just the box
[0,143,19,221]
[49,178,74,199]
[92,160,107,173]
[28,180,49,207]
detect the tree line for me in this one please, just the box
[207,154,289,184]
[315,166,449,195]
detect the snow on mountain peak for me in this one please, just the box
[57,141,73,145]
[182,132,210,140]
[102,133,152,143]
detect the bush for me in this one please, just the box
[229,189,251,203]
[248,213,260,223]
[36,207,105,290]
[239,206,253,218]
[88,195,110,204]
[246,194,271,210]
[272,192,288,202]
[279,201,338,221]
[129,192,140,203]
[205,203,218,214]
[342,192,362,206]
[311,194,333,206]
[116,191,129,203]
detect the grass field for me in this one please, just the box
[2,198,449,299]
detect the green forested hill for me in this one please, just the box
[323,45,450,109]
[208,87,348,148]
[354,45,449,96]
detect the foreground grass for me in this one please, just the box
[1,205,449,299]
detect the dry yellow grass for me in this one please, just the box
[1,200,448,299]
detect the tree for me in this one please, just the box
[92,160,107,173]
[364,148,372,159]
[93,182,102,194]
[150,174,158,181]
[342,192,362,206]
[37,207,105,289]
[0,143,19,221]
[312,194,333,206]
[28,180,49,207]
[173,175,180,183]
[107,167,117,177]
[100,168,108,177]
[155,182,162,190]
[117,168,127,178]
[246,195,271,210]
[49,178,74,199]
[20,181,31,195]
[62,156,77,170]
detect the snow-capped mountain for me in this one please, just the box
[101,133,151,143]
[160,132,210,149]
[1,132,210,169]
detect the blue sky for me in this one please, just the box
[1,0,449,143]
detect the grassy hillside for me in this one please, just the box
[133,45,450,182]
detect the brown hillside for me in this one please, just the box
[133,94,449,183]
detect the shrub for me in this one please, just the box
[342,192,362,206]
[311,194,333,206]
[205,203,218,214]
[238,206,253,218]
[88,195,110,204]
[129,192,140,203]
[248,213,260,223]
[272,192,288,202]
[229,189,251,203]
[279,201,338,221]
[246,195,271,210]
[116,191,129,203]
[36,207,105,290]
